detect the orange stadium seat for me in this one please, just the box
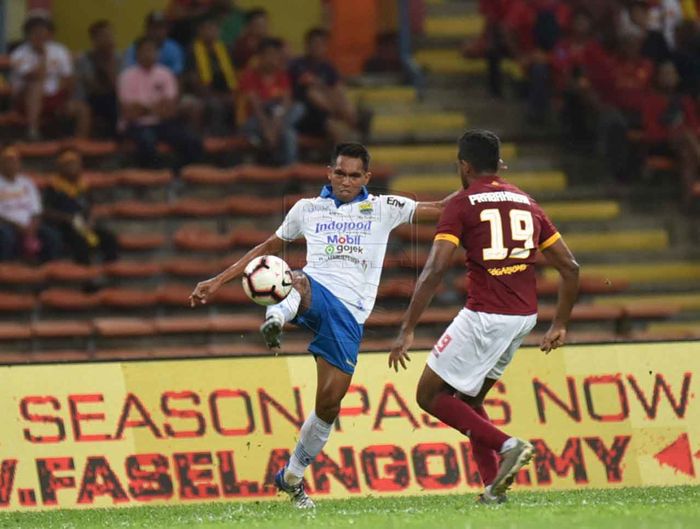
[0,263,46,285]
[181,165,239,185]
[622,303,680,319]
[32,320,93,338]
[118,169,172,188]
[156,284,192,307]
[42,261,101,282]
[103,260,162,279]
[98,288,159,309]
[236,164,293,184]
[163,258,224,278]
[0,292,36,312]
[538,304,624,322]
[117,233,166,251]
[154,316,213,334]
[0,323,32,340]
[83,171,121,190]
[210,285,249,305]
[39,288,99,311]
[110,200,172,219]
[93,317,156,337]
[209,314,264,333]
[227,194,295,216]
[16,141,61,158]
[68,139,119,157]
[171,197,230,217]
[203,135,251,153]
[231,227,269,247]
[173,227,234,252]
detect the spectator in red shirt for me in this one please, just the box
[239,38,304,165]
[232,8,269,69]
[642,61,700,201]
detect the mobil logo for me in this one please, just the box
[327,234,363,245]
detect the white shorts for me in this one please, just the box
[427,308,537,397]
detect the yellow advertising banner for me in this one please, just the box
[0,341,698,512]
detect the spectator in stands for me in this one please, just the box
[216,0,247,47]
[239,38,303,165]
[290,28,360,142]
[671,20,700,97]
[0,144,61,262]
[184,16,238,135]
[641,61,700,203]
[620,0,672,63]
[124,12,185,76]
[118,37,203,171]
[364,32,404,75]
[165,0,216,46]
[10,15,90,140]
[43,148,118,265]
[232,8,269,69]
[76,20,121,137]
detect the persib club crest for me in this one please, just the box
[359,201,373,215]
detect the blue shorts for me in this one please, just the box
[292,275,364,375]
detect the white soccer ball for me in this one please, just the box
[242,255,293,306]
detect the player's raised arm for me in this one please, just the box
[539,237,580,353]
[189,234,286,307]
[389,239,457,371]
[412,189,462,223]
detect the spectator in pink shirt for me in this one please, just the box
[118,37,202,170]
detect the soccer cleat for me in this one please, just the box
[260,314,283,350]
[490,439,534,496]
[477,490,507,505]
[274,467,315,509]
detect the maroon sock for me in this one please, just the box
[431,392,509,452]
[471,405,499,485]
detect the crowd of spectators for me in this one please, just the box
[471,0,700,200]
[5,3,367,171]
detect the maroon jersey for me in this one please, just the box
[435,175,560,315]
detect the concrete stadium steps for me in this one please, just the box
[372,111,467,138]
[425,14,482,39]
[347,86,417,106]
[370,143,518,166]
[415,49,521,77]
[391,170,567,194]
[544,261,700,285]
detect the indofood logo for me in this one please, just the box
[314,220,373,233]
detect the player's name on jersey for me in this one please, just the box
[469,191,530,206]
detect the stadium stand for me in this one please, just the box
[0,0,699,365]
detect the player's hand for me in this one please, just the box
[540,324,567,354]
[388,331,413,372]
[189,276,223,307]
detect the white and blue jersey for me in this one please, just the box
[275,185,416,373]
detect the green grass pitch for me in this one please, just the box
[1,486,698,529]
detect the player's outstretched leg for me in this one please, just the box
[276,357,352,508]
[261,271,310,349]
[417,366,533,500]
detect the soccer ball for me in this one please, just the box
[242,255,293,306]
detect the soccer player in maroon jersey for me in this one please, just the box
[389,129,580,503]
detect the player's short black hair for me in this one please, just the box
[134,36,158,52]
[458,129,500,173]
[258,37,283,54]
[23,15,53,36]
[246,8,268,23]
[305,27,329,43]
[88,19,110,39]
[333,143,371,172]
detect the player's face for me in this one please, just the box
[328,156,370,202]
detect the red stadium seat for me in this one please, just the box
[538,304,624,322]
[42,261,101,282]
[39,288,99,311]
[0,292,36,312]
[171,197,230,217]
[173,227,234,252]
[103,260,162,279]
[83,171,121,190]
[181,165,239,185]
[203,135,251,153]
[622,303,680,319]
[32,320,93,338]
[227,194,294,216]
[68,139,119,157]
[231,227,269,247]
[111,200,172,219]
[117,233,166,251]
[156,284,193,307]
[210,285,249,305]
[0,323,32,340]
[154,316,212,334]
[16,141,61,158]
[93,318,156,337]
[118,169,172,188]
[98,288,159,309]
[0,264,46,285]
[236,164,292,184]
[163,258,224,278]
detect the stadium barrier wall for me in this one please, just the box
[0,341,698,512]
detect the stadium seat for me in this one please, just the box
[16,141,61,158]
[68,139,119,157]
[118,169,172,188]
[211,285,249,305]
[39,288,99,311]
[209,314,263,333]
[0,263,46,285]
[227,194,294,216]
[110,200,172,219]
[231,228,269,247]
[0,292,35,312]
[83,171,121,190]
[93,317,156,337]
[42,261,101,282]
[181,165,239,185]
[163,258,224,278]
[538,304,623,322]
[236,164,293,184]
[0,323,32,340]
[171,197,230,217]
[425,13,483,39]
[156,284,192,307]
[174,227,234,252]
[97,288,159,309]
[154,316,213,334]
[103,260,162,279]
[117,233,166,251]
[203,135,251,154]
[32,320,93,338]
[622,303,680,319]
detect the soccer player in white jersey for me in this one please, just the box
[190,143,453,508]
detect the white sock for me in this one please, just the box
[284,411,332,485]
[500,437,518,454]
[266,288,301,325]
